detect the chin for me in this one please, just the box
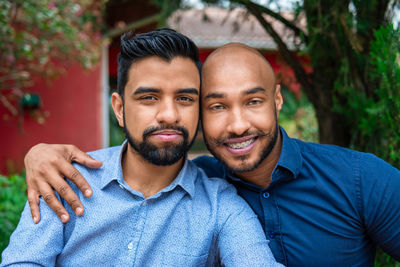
[224,158,261,173]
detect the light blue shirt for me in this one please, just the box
[1,144,281,266]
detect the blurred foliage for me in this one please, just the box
[0,0,106,123]
[334,24,400,168]
[279,86,318,142]
[0,173,27,256]
[376,247,400,267]
[109,97,125,147]
[155,0,400,148]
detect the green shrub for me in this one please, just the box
[279,86,319,142]
[0,173,27,255]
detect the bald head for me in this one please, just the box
[202,43,276,89]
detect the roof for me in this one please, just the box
[167,7,304,50]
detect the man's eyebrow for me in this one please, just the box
[243,87,266,95]
[204,92,226,100]
[133,87,160,95]
[177,88,199,95]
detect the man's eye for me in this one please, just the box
[209,104,225,110]
[248,99,262,106]
[140,95,157,101]
[177,96,194,102]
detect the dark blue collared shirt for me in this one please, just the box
[194,127,400,266]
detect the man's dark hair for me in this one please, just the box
[117,28,201,98]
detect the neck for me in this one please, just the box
[121,145,184,198]
[235,131,282,189]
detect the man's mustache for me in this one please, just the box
[143,125,189,140]
[210,130,268,146]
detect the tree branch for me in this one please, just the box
[0,94,18,116]
[232,0,308,43]
[103,13,163,39]
[243,1,314,94]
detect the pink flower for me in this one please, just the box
[6,55,15,63]
[79,32,89,41]
[48,2,56,10]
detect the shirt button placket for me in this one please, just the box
[128,200,149,266]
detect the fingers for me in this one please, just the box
[58,158,93,198]
[43,169,85,217]
[37,180,70,223]
[24,143,94,224]
[27,187,40,224]
[67,145,102,169]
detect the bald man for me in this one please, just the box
[23,42,400,266]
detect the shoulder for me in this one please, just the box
[71,146,122,184]
[293,139,399,192]
[191,160,233,191]
[192,155,226,179]
[191,161,248,212]
[294,138,355,157]
[293,139,366,169]
[86,145,122,163]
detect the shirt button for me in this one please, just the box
[128,242,134,250]
[263,192,270,199]
[268,231,276,239]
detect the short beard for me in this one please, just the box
[204,113,279,174]
[123,111,195,166]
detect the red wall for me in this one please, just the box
[0,63,102,175]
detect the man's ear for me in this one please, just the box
[111,92,124,127]
[274,84,283,116]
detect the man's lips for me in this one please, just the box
[150,130,183,142]
[223,135,258,155]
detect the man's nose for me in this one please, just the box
[226,107,251,136]
[155,99,180,124]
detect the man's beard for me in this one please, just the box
[204,116,279,174]
[123,113,196,166]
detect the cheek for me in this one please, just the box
[124,107,152,133]
[252,111,276,131]
[182,105,199,137]
[202,112,223,140]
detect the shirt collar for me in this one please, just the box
[162,159,197,198]
[275,126,302,179]
[99,141,126,190]
[99,141,196,198]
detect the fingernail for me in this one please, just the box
[84,189,92,197]
[61,214,68,223]
[76,207,83,216]
[33,216,38,224]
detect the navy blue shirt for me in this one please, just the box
[194,127,400,266]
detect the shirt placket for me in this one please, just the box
[261,177,287,264]
[127,199,149,266]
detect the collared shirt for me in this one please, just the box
[1,143,282,267]
[194,127,400,267]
